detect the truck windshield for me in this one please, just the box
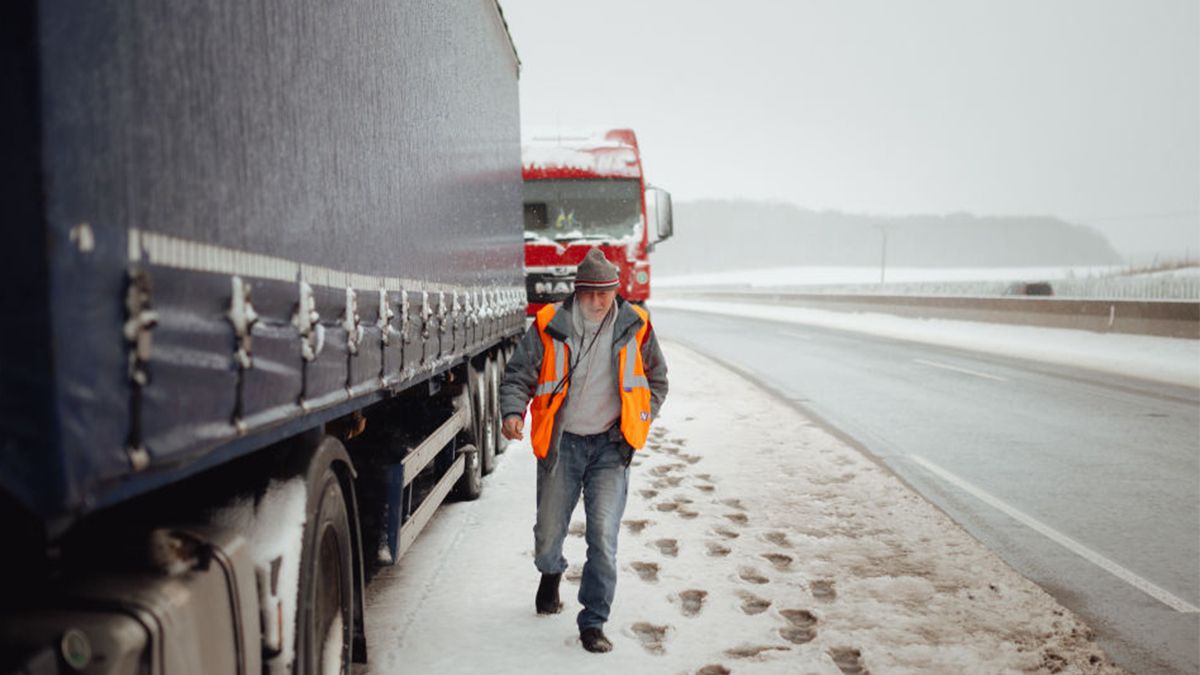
[523,179,641,240]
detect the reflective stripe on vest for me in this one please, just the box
[621,335,650,392]
[528,302,655,459]
[533,338,568,397]
[617,304,653,450]
[529,304,569,458]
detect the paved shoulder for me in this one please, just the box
[362,341,1120,674]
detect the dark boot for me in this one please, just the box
[535,573,562,615]
[580,626,612,653]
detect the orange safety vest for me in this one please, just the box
[529,303,654,459]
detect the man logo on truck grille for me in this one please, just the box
[534,281,574,296]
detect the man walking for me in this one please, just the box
[500,247,669,653]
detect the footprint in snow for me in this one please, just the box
[630,561,660,582]
[695,473,715,483]
[738,566,770,585]
[721,498,746,511]
[623,519,652,535]
[677,508,700,520]
[654,538,679,557]
[725,644,790,659]
[706,542,731,558]
[760,552,793,571]
[680,453,702,464]
[629,622,669,655]
[763,531,792,548]
[677,589,708,617]
[778,609,818,644]
[696,484,716,494]
[829,647,868,674]
[811,472,856,485]
[737,591,771,615]
[655,501,679,512]
[695,666,730,675]
[565,564,583,584]
[639,488,658,500]
[652,476,685,489]
[649,463,686,477]
[810,578,837,602]
[568,521,585,538]
[712,526,740,540]
[723,512,749,526]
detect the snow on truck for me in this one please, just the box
[521,129,675,314]
[1,2,524,674]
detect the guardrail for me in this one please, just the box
[655,289,1200,339]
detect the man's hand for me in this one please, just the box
[501,414,525,441]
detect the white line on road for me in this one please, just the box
[913,358,1008,381]
[908,453,1199,614]
[778,330,812,340]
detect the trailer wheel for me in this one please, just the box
[474,366,497,475]
[489,357,508,455]
[295,442,354,675]
[453,443,483,501]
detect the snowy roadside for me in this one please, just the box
[363,342,1121,674]
[652,298,1199,389]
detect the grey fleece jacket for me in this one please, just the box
[499,296,669,463]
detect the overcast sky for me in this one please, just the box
[500,0,1199,260]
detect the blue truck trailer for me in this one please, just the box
[0,1,524,673]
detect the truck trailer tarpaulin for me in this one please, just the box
[2,1,524,534]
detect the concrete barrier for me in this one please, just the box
[656,290,1200,339]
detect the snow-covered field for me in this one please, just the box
[363,343,1120,674]
[657,265,1200,300]
[657,265,1120,288]
[651,299,1200,389]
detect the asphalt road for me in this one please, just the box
[650,306,1200,675]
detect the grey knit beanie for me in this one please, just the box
[574,247,620,292]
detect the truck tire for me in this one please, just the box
[452,443,482,501]
[489,357,508,455]
[295,439,355,675]
[474,366,497,476]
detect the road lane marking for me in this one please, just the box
[778,330,812,340]
[908,454,1199,614]
[913,358,1007,381]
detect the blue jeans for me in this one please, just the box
[534,430,630,629]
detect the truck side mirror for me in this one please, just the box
[647,186,673,243]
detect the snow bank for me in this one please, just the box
[650,299,1200,389]
[362,343,1120,674]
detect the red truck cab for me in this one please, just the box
[522,128,673,315]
